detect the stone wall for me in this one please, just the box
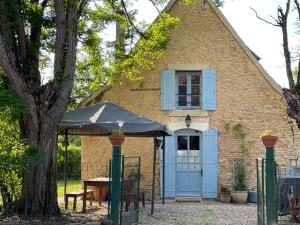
[81,0,300,196]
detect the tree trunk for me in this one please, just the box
[283,88,300,128]
[18,112,60,216]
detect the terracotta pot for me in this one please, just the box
[290,208,299,217]
[231,191,248,203]
[109,135,125,146]
[261,135,278,147]
[220,194,231,203]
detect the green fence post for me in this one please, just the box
[261,135,278,225]
[109,136,125,225]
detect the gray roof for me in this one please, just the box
[59,101,169,137]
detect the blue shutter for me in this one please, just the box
[202,69,216,110]
[202,128,218,198]
[160,70,176,110]
[160,135,176,197]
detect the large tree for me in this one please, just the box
[252,0,300,128]
[0,0,179,216]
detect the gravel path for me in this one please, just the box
[138,201,257,225]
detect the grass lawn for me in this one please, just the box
[57,180,82,197]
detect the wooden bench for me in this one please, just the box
[65,190,93,211]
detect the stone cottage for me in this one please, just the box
[79,0,299,199]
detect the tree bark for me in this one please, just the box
[283,88,300,128]
[18,112,60,215]
[0,0,84,216]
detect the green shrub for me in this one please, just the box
[57,143,81,180]
[233,162,247,191]
[0,116,43,215]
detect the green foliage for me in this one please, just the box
[70,1,179,107]
[57,143,81,180]
[220,187,230,195]
[233,161,247,191]
[213,0,224,7]
[0,74,28,120]
[224,122,230,133]
[0,72,33,214]
[111,129,124,136]
[224,121,256,154]
[0,113,41,215]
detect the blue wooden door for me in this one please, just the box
[176,133,202,197]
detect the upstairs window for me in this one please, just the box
[177,71,201,109]
[160,69,216,111]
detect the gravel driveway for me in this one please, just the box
[138,201,256,225]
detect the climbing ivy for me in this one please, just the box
[224,122,255,154]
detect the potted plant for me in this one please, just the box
[109,121,125,146]
[231,161,248,203]
[289,186,299,221]
[220,187,231,203]
[261,129,278,147]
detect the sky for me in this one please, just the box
[119,0,299,88]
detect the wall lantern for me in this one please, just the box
[185,114,191,128]
[289,155,298,167]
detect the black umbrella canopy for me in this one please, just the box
[59,101,170,137]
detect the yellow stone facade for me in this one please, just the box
[81,0,300,197]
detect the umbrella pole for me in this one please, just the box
[162,135,165,205]
[64,129,68,203]
[151,136,157,215]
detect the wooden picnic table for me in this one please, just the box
[82,177,111,213]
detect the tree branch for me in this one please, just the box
[50,0,79,121]
[295,0,300,19]
[250,7,280,27]
[54,0,66,77]
[148,0,161,13]
[120,0,148,39]
[77,0,89,20]
[15,1,27,69]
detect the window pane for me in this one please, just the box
[190,136,199,150]
[191,85,200,95]
[191,96,200,106]
[178,96,187,106]
[178,136,188,150]
[178,85,187,95]
[178,74,187,85]
[191,74,200,84]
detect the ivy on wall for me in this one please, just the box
[224,122,256,154]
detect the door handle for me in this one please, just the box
[200,168,203,176]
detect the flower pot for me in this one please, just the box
[220,194,231,203]
[261,135,278,147]
[109,135,125,146]
[248,189,257,203]
[231,191,248,203]
[290,208,299,217]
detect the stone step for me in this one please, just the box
[175,197,202,202]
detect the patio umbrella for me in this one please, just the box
[59,101,169,215]
[59,101,169,136]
